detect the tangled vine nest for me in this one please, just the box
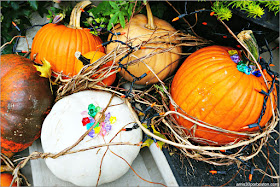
[51,21,279,182]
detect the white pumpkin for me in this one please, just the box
[41,90,142,186]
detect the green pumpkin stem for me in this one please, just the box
[237,30,259,64]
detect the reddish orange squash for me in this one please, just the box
[170,46,277,145]
[30,0,104,77]
[1,54,53,154]
[1,173,17,186]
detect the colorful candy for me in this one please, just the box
[81,104,116,138]
[230,54,241,63]
[228,50,261,77]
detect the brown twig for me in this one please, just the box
[1,36,27,51]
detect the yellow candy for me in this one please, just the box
[228,50,238,56]
[94,126,101,134]
[109,116,117,124]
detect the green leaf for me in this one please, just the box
[141,139,154,148]
[10,2,20,10]
[151,125,166,140]
[157,141,165,149]
[107,11,119,30]
[109,1,119,10]
[48,9,52,15]
[50,7,61,13]
[28,1,38,10]
[119,12,126,28]
[141,123,166,149]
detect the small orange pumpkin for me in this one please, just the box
[30,0,104,77]
[106,3,181,85]
[170,46,277,145]
[0,173,17,186]
[77,51,116,86]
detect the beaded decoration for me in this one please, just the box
[228,50,261,77]
[81,104,116,138]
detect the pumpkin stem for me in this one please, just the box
[237,30,259,63]
[68,0,92,29]
[145,3,156,30]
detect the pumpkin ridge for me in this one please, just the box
[173,60,234,100]
[62,28,73,76]
[180,66,243,122]
[189,53,234,68]
[193,73,246,142]
[205,72,245,117]
[74,30,87,74]
[179,65,239,114]
[62,27,74,75]
[34,24,56,63]
[192,46,230,57]
[92,34,103,52]
[244,78,262,127]
[53,26,68,73]
[228,74,256,129]
[43,25,63,63]
[231,74,262,129]
[83,30,91,52]
[250,78,269,126]
[173,56,235,93]
[71,29,83,76]
[250,75,274,127]
[214,71,253,130]
[30,25,46,61]
[186,48,230,63]
[71,29,82,76]
[194,71,245,124]
[39,25,59,67]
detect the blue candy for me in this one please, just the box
[88,130,95,138]
[86,123,94,130]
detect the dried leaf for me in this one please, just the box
[34,58,52,78]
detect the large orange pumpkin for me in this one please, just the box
[30,0,104,77]
[106,3,181,85]
[170,46,277,145]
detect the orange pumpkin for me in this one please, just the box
[30,0,104,77]
[170,46,277,145]
[77,51,116,86]
[0,173,17,186]
[106,3,181,85]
